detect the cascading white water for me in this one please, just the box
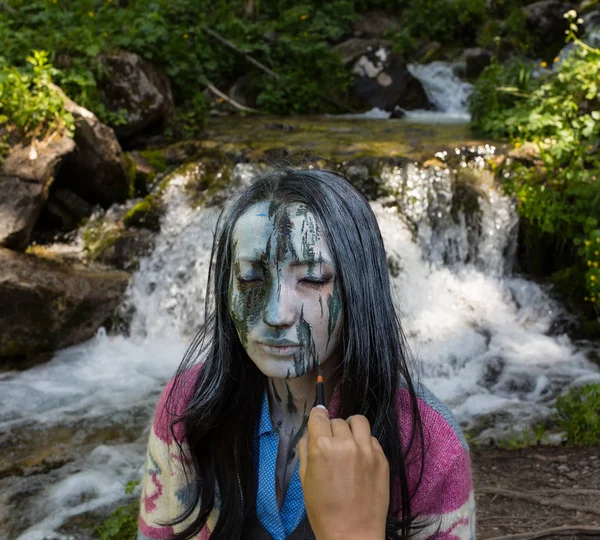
[1,158,599,539]
[405,62,473,122]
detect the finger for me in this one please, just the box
[346,415,373,452]
[307,405,332,441]
[331,418,353,438]
[298,432,308,485]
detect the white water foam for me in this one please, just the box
[406,62,473,123]
[3,161,599,538]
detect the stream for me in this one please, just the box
[1,66,599,539]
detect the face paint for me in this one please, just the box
[229,202,343,380]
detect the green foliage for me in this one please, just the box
[388,0,487,56]
[0,0,358,131]
[498,423,548,449]
[555,383,600,445]
[96,480,140,540]
[470,13,600,312]
[0,50,74,152]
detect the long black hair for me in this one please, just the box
[166,167,425,539]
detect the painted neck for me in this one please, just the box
[267,357,340,427]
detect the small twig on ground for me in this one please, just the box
[484,525,600,540]
[204,80,260,113]
[478,487,600,517]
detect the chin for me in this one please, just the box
[252,357,311,379]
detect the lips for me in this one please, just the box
[258,341,301,356]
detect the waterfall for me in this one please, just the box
[405,62,473,122]
[1,157,598,539]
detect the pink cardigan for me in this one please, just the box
[138,373,475,539]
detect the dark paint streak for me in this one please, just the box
[285,382,297,415]
[326,279,342,349]
[295,306,318,375]
[286,413,309,464]
[271,380,282,404]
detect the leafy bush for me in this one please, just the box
[0,0,357,131]
[389,0,487,55]
[555,383,600,445]
[0,50,74,153]
[96,480,140,540]
[470,12,600,312]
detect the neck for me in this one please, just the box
[267,358,339,430]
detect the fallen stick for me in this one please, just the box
[484,525,600,540]
[204,80,260,113]
[201,26,357,114]
[202,26,280,79]
[478,486,600,517]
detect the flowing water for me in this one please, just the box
[1,134,599,539]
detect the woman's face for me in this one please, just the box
[228,201,343,379]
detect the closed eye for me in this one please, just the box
[299,277,332,288]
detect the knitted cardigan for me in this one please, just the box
[138,372,475,540]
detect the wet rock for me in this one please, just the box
[0,137,76,251]
[51,85,130,207]
[353,11,398,37]
[228,75,259,109]
[464,48,493,78]
[508,141,541,165]
[416,41,443,63]
[38,188,95,232]
[333,38,387,66]
[524,0,574,56]
[0,247,129,360]
[98,51,174,141]
[352,47,433,111]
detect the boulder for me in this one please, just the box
[53,85,130,206]
[333,38,387,66]
[40,187,95,232]
[0,137,75,251]
[524,1,574,54]
[98,51,174,141]
[464,48,493,78]
[0,247,129,359]
[353,11,398,37]
[352,47,433,111]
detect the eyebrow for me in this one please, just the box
[235,257,333,267]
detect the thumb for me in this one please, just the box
[298,430,308,485]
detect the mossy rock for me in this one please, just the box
[122,196,162,232]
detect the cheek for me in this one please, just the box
[229,284,266,343]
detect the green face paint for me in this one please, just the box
[228,201,343,381]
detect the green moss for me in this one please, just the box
[82,226,120,262]
[123,153,137,199]
[122,196,162,232]
[139,149,168,173]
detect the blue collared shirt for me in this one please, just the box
[255,391,307,539]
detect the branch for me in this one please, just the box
[201,26,357,114]
[484,525,600,540]
[478,487,600,517]
[0,1,16,13]
[202,26,280,79]
[203,80,260,114]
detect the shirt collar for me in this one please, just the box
[257,390,273,436]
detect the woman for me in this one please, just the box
[138,168,475,539]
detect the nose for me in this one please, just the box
[263,280,296,328]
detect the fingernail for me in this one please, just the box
[315,405,327,410]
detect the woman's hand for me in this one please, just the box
[298,406,390,540]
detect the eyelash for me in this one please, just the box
[237,277,332,287]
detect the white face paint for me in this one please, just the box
[229,201,343,379]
